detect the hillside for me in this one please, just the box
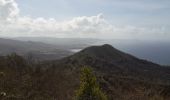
[0,44,170,100]
[0,38,72,60]
[13,37,99,50]
[60,44,170,83]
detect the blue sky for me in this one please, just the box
[17,0,170,25]
[0,0,170,40]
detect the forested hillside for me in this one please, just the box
[0,45,170,100]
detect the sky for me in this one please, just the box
[0,0,170,40]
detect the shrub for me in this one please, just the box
[74,67,107,100]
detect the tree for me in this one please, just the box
[75,67,107,100]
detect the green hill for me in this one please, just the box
[0,44,170,100]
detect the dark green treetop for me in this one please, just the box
[75,67,107,100]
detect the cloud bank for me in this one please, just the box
[0,0,169,40]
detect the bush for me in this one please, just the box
[74,67,107,100]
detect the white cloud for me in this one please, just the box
[0,0,113,37]
[0,0,19,20]
[0,0,169,40]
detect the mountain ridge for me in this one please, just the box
[59,44,170,84]
[1,44,170,100]
[0,38,72,60]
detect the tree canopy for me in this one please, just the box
[75,67,107,100]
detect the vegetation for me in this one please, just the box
[75,67,107,100]
[1,44,170,100]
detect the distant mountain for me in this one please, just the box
[60,44,170,82]
[94,39,170,65]
[0,38,72,60]
[13,37,170,65]
[13,37,99,49]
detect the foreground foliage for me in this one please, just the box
[0,54,170,100]
[75,67,107,100]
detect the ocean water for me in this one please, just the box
[71,39,170,65]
